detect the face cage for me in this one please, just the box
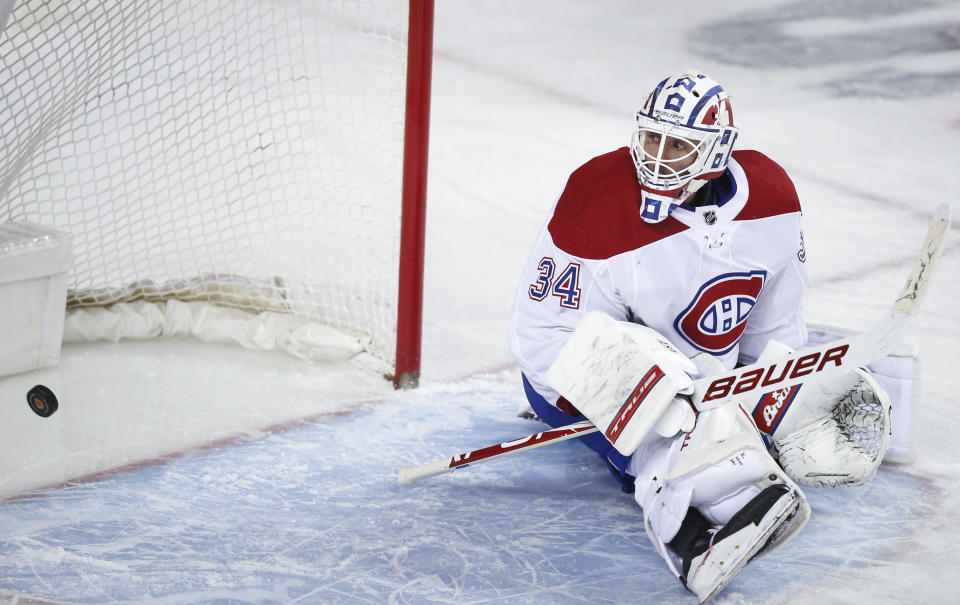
[630,120,721,191]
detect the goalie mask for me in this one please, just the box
[630,70,739,223]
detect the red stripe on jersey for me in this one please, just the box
[547,148,688,260]
[547,148,801,260]
[556,396,582,417]
[731,150,801,220]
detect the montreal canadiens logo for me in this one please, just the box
[674,271,766,354]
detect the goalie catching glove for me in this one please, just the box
[750,339,893,487]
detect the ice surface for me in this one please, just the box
[0,377,936,604]
[1,0,959,603]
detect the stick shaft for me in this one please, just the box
[398,421,597,485]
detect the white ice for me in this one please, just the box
[1,0,959,603]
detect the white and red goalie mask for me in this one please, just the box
[630,70,739,223]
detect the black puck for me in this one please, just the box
[27,384,58,417]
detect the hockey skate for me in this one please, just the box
[678,483,806,604]
[627,392,810,605]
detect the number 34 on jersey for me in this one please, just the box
[528,257,582,309]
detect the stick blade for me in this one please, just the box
[893,203,951,316]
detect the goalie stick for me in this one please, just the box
[397,420,598,485]
[398,203,951,486]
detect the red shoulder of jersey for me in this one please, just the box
[547,147,688,260]
[732,150,801,221]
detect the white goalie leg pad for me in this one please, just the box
[629,437,688,576]
[628,397,810,591]
[753,340,894,487]
[547,311,697,456]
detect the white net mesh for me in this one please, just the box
[0,0,409,366]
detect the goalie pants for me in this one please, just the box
[522,374,635,492]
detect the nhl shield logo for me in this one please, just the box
[674,271,766,354]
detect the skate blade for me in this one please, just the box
[693,495,802,604]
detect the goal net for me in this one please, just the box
[0,0,429,381]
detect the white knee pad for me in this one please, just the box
[628,401,809,577]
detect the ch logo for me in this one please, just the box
[674,271,766,354]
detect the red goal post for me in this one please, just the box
[396,0,434,389]
[0,0,434,388]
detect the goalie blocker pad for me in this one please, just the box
[546,311,697,456]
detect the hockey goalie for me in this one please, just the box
[508,70,897,603]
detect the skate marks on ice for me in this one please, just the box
[691,0,960,99]
[0,378,934,604]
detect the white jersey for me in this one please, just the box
[509,148,809,407]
